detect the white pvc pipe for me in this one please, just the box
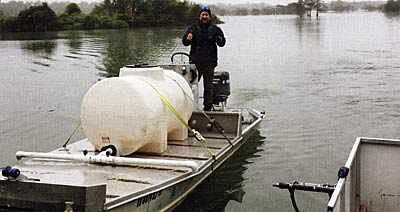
[16,151,199,172]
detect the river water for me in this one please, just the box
[1,12,400,212]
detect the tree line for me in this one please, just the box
[0,0,221,32]
[384,0,400,12]
[210,1,387,16]
[0,1,96,16]
[0,0,398,32]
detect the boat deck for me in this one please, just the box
[19,133,238,203]
[0,110,260,211]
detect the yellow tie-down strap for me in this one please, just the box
[143,80,215,159]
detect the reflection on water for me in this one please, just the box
[0,31,59,40]
[384,12,400,20]
[174,131,265,212]
[295,17,321,44]
[92,28,183,77]
[20,40,57,57]
[65,30,83,51]
[2,28,183,76]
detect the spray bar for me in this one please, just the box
[273,181,336,194]
[16,151,199,172]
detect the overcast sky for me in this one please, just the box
[1,0,296,6]
[192,0,280,4]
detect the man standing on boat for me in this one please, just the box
[182,6,226,111]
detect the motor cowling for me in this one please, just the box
[212,71,230,106]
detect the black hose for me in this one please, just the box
[274,181,336,212]
[289,188,300,212]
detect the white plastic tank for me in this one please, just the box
[80,65,194,156]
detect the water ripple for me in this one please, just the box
[32,61,50,67]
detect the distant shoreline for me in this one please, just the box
[0,0,394,33]
[0,1,387,16]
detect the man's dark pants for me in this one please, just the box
[195,64,216,111]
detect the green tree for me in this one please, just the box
[363,4,379,11]
[64,3,82,15]
[113,0,127,14]
[10,3,58,32]
[83,14,98,29]
[93,0,217,26]
[59,3,84,30]
[0,11,4,29]
[59,13,86,30]
[92,0,113,15]
[384,0,400,12]
[251,8,261,15]
[296,0,306,15]
[82,14,128,30]
[1,16,14,31]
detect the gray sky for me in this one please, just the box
[191,0,281,4]
[1,0,295,6]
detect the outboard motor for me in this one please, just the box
[212,71,230,110]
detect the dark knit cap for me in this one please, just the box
[200,6,211,16]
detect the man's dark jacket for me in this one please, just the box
[182,22,226,66]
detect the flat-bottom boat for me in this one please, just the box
[328,137,400,212]
[274,137,400,212]
[0,61,265,212]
